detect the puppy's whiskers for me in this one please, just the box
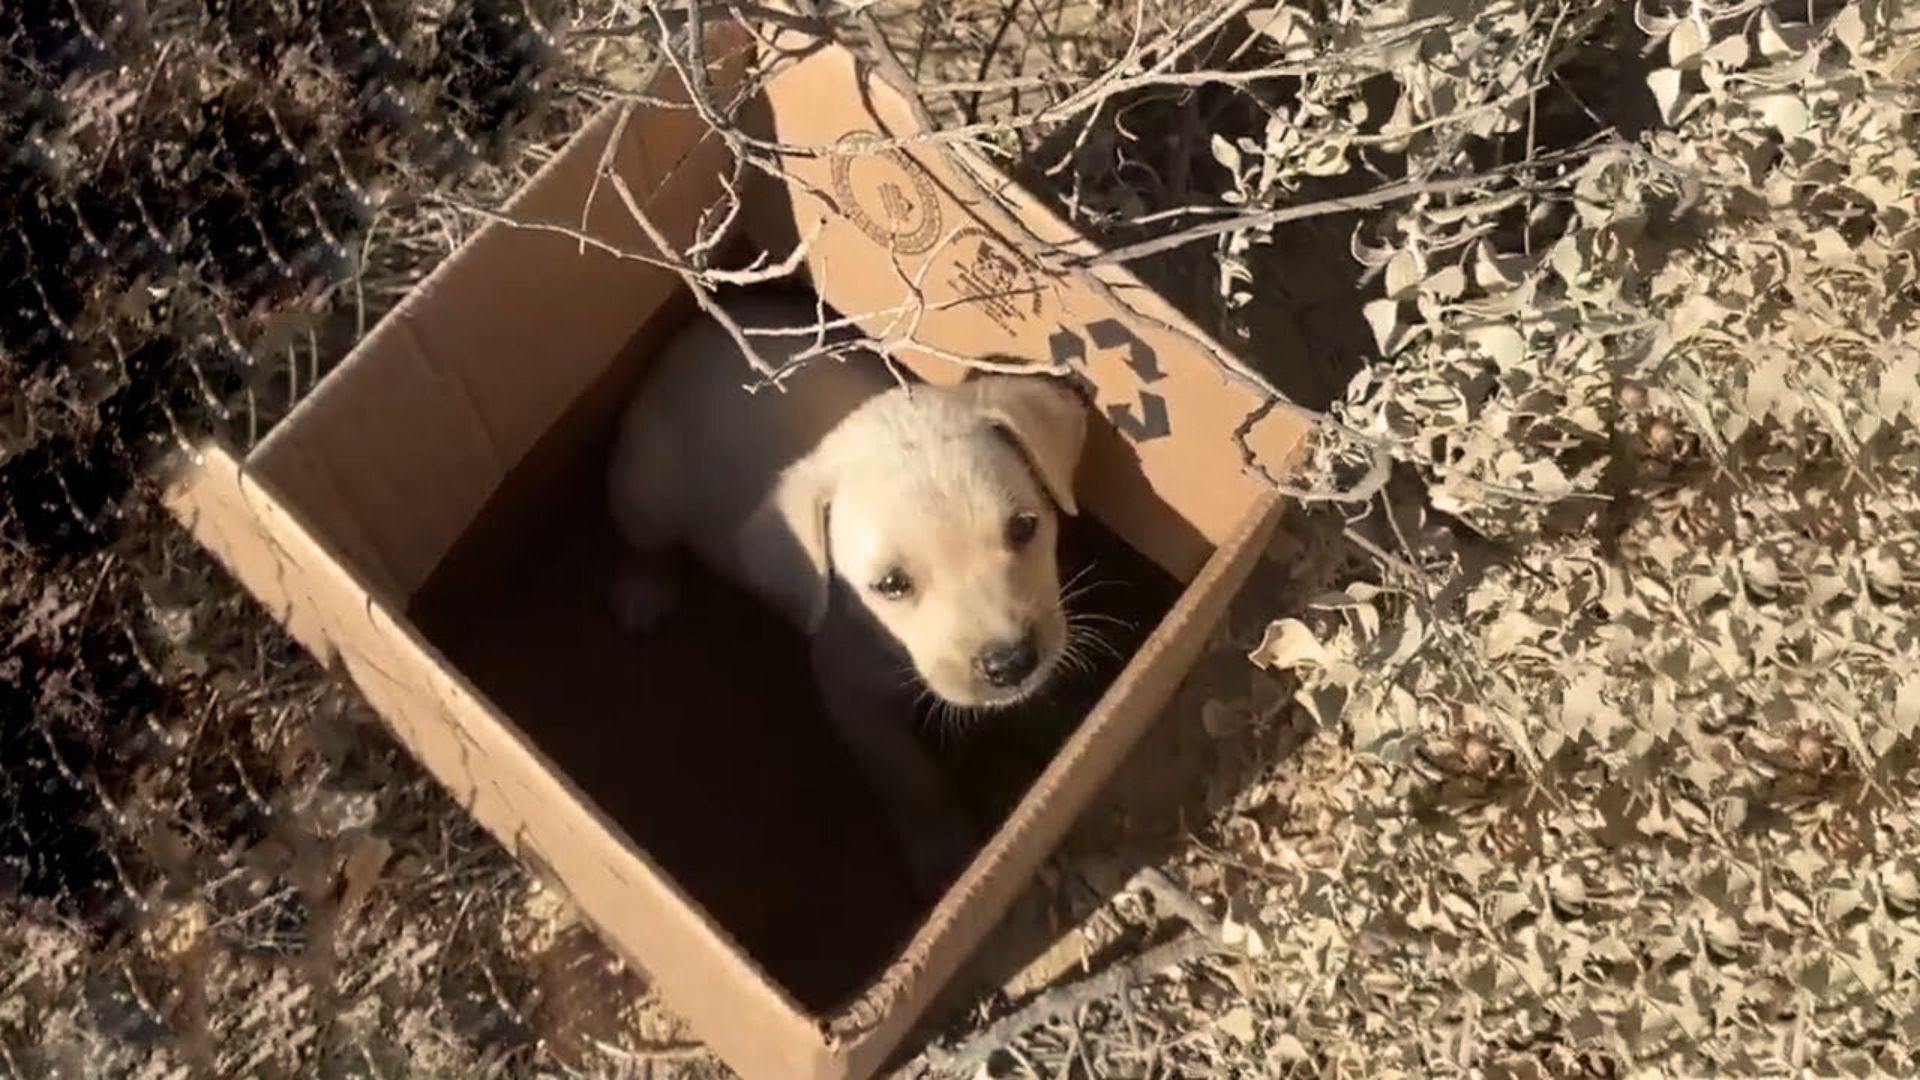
[923,697,987,744]
[1051,628,1090,679]
[1059,562,1127,611]
[1069,617,1127,661]
[1069,610,1135,632]
[889,658,925,694]
[910,683,937,715]
[1059,604,1125,676]
[1059,563,1100,598]
[1050,560,1132,683]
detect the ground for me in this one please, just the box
[3,1,1918,1078]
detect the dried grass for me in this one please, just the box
[4,0,1916,1077]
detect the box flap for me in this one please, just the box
[246,30,753,600]
[748,37,1313,581]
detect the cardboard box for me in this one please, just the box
[163,23,1309,1080]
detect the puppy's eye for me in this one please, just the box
[872,569,914,600]
[1006,512,1040,549]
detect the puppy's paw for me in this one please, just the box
[611,565,677,632]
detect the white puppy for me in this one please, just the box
[606,290,1089,893]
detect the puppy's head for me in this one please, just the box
[762,374,1088,708]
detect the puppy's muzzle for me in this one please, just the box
[974,633,1041,689]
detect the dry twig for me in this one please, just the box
[929,932,1220,1077]
[1126,866,1221,940]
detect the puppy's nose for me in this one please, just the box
[975,635,1039,688]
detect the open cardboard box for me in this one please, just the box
[163,22,1309,1080]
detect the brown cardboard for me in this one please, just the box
[744,34,1303,584]
[163,21,1310,1080]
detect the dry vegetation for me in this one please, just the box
[3,0,1918,1077]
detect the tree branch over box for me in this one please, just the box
[464,0,1621,512]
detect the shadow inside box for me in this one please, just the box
[414,487,921,1011]
[410,434,1190,1017]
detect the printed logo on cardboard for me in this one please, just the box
[825,130,1171,447]
[1049,318,1172,444]
[941,227,1046,336]
[830,131,942,256]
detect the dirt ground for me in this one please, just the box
[5,1,1918,1078]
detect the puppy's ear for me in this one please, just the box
[740,457,834,632]
[969,375,1089,516]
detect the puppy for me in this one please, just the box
[606,290,1089,894]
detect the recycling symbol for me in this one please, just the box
[1048,318,1171,443]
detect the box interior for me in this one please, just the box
[407,289,1183,1013]
[167,34,1313,1074]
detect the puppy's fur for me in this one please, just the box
[606,290,1088,892]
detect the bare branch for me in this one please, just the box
[1127,866,1222,940]
[1072,173,1513,270]
[929,933,1221,1077]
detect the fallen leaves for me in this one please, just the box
[1234,0,1920,1074]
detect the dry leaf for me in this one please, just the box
[1218,1005,1258,1043]
[1211,133,1243,176]
[1667,19,1705,68]
[1251,618,1328,671]
[1754,94,1810,137]
[1647,68,1688,125]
